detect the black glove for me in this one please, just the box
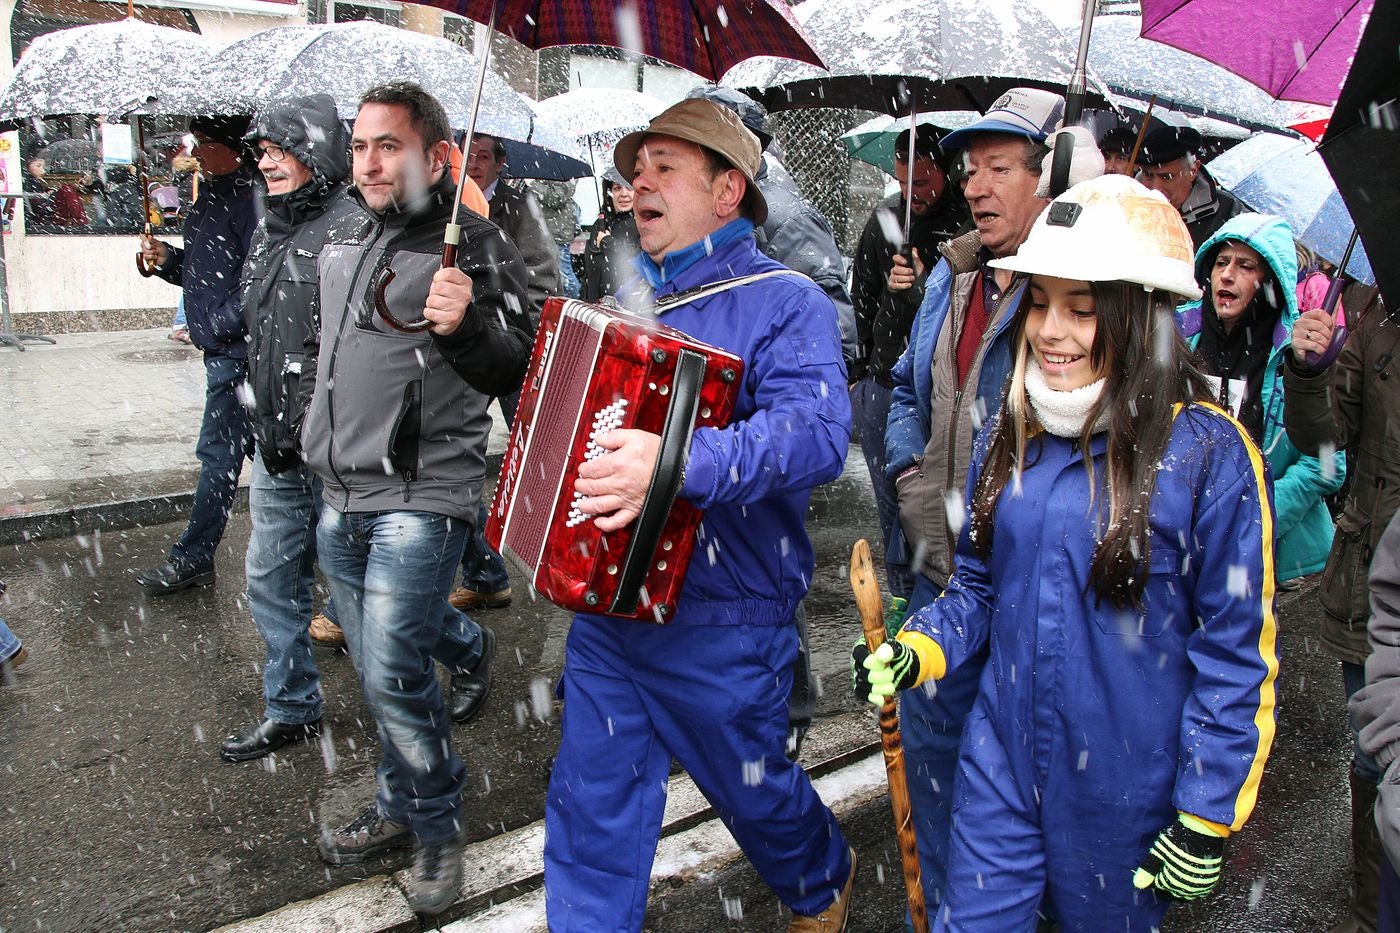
[850,639,920,706]
[1133,814,1226,901]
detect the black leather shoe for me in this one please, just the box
[450,625,496,723]
[220,718,321,762]
[135,560,215,595]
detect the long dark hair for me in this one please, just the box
[968,281,1215,610]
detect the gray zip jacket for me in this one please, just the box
[301,174,532,520]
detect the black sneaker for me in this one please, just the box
[407,835,464,915]
[134,560,215,595]
[317,804,410,866]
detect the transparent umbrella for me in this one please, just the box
[1069,15,1293,134]
[1208,133,1374,286]
[136,21,589,179]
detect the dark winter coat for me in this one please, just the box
[301,173,532,521]
[579,209,638,302]
[1180,167,1243,251]
[489,180,559,325]
[754,154,858,371]
[1284,299,1400,663]
[154,165,258,359]
[242,94,366,475]
[851,189,968,384]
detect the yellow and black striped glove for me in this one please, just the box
[1132,814,1226,900]
[851,640,920,706]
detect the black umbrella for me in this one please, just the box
[34,138,100,174]
[1319,0,1398,313]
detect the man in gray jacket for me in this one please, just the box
[218,94,366,763]
[302,81,531,914]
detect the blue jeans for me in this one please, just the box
[317,506,487,845]
[558,243,580,298]
[171,352,250,569]
[246,456,323,725]
[459,399,512,594]
[1345,660,1384,783]
[0,618,20,661]
[850,376,913,598]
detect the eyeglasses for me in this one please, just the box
[258,144,288,163]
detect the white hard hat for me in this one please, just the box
[989,174,1202,301]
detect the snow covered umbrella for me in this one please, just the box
[1069,15,1295,135]
[0,19,217,130]
[533,88,667,152]
[135,22,589,180]
[1208,133,1374,287]
[722,0,1107,116]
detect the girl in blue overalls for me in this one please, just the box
[855,174,1279,932]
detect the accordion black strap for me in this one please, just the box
[610,348,706,616]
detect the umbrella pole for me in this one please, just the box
[902,99,917,245]
[445,0,499,266]
[1303,227,1359,370]
[1126,95,1157,168]
[371,0,497,332]
[1049,0,1095,197]
[134,116,155,277]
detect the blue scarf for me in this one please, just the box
[633,218,755,290]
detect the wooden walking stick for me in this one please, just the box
[850,538,929,933]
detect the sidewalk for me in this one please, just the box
[0,328,509,546]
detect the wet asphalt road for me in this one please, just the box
[0,444,1358,932]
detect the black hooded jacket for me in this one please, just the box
[242,93,368,474]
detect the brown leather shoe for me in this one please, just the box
[788,847,856,931]
[448,586,512,611]
[308,613,346,648]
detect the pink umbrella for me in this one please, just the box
[1138,0,1374,107]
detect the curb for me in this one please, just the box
[213,711,884,933]
[0,453,505,548]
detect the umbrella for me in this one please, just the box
[1208,133,1374,287]
[838,111,979,175]
[33,139,100,174]
[137,22,590,180]
[1319,0,1399,310]
[0,19,217,131]
[1069,15,1294,133]
[532,88,667,151]
[384,0,823,83]
[722,0,1110,116]
[1138,0,1374,107]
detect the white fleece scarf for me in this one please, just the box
[1024,360,1109,438]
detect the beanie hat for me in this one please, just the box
[189,115,251,153]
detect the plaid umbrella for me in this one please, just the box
[397,0,823,81]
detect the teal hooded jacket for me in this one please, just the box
[1177,213,1345,581]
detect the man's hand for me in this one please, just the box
[140,233,168,271]
[574,428,662,533]
[1291,307,1335,365]
[1133,814,1226,900]
[424,266,475,336]
[851,639,921,706]
[886,249,924,292]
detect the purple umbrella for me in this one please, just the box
[1138,0,1374,107]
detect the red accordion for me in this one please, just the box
[485,296,744,622]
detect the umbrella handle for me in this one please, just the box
[1301,228,1359,371]
[137,222,155,278]
[371,229,461,334]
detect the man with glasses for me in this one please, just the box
[300,81,530,914]
[217,94,368,763]
[1134,125,1241,249]
[136,117,257,594]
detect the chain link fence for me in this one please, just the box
[765,108,891,257]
